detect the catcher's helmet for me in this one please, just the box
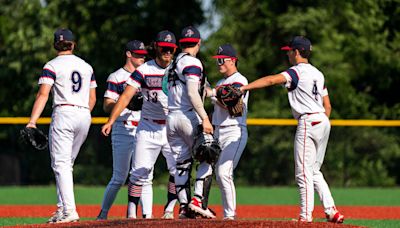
[192,131,221,164]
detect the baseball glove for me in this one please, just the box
[127,91,143,111]
[216,85,244,117]
[20,127,48,151]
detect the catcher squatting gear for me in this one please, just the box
[216,84,244,117]
[20,127,48,150]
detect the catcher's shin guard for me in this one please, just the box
[200,174,213,209]
[175,159,193,205]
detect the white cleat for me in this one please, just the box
[188,197,216,219]
[55,210,80,223]
[47,207,63,223]
[162,211,174,219]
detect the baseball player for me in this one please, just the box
[166,26,215,219]
[101,30,178,219]
[26,28,97,223]
[97,40,147,220]
[209,44,249,220]
[240,36,344,223]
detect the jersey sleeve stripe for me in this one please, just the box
[91,73,96,81]
[182,65,202,77]
[41,68,56,80]
[130,70,145,85]
[286,68,299,91]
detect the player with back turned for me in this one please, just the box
[101,30,178,219]
[26,28,97,223]
[240,36,344,223]
[97,40,147,220]
[166,26,216,219]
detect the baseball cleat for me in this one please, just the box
[223,216,235,220]
[162,211,174,219]
[188,197,216,219]
[55,210,79,223]
[326,211,344,223]
[178,205,195,219]
[47,207,63,223]
[292,217,312,222]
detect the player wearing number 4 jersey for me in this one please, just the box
[27,28,97,223]
[102,30,178,219]
[240,36,344,224]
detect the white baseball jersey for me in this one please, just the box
[212,72,249,126]
[127,60,169,120]
[168,53,203,112]
[39,54,97,108]
[104,68,140,123]
[281,63,328,119]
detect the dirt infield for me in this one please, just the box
[5,219,367,228]
[1,205,399,219]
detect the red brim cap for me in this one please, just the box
[179,38,200,43]
[132,50,148,55]
[281,46,292,51]
[157,42,178,48]
[212,55,237,59]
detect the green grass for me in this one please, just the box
[0,186,399,227]
[1,185,399,205]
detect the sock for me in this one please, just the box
[127,182,141,218]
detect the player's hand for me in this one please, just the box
[202,117,213,134]
[101,122,113,136]
[26,122,37,129]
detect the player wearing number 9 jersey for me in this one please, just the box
[102,30,178,219]
[27,28,97,223]
[240,36,344,223]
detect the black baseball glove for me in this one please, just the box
[20,127,48,150]
[216,85,244,117]
[127,91,143,111]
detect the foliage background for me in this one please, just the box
[0,0,399,186]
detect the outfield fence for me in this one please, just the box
[1,117,400,127]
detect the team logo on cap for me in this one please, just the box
[309,45,313,51]
[59,35,64,41]
[185,29,194,37]
[218,46,223,54]
[139,42,145,49]
[164,34,172,42]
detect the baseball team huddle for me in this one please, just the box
[26,26,344,224]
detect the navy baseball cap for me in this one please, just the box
[281,36,312,51]
[179,26,201,43]
[125,40,148,55]
[54,28,74,43]
[156,30,177,48]
[212,44,237,59]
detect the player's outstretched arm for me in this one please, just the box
[27,84,52,128]
[102,85,137,136]
[240,74,286,92]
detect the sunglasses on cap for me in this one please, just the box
[158,46,176,54]
[131,52,146,59]
[216,58,234,66]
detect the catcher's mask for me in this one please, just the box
[192,129,221,165]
